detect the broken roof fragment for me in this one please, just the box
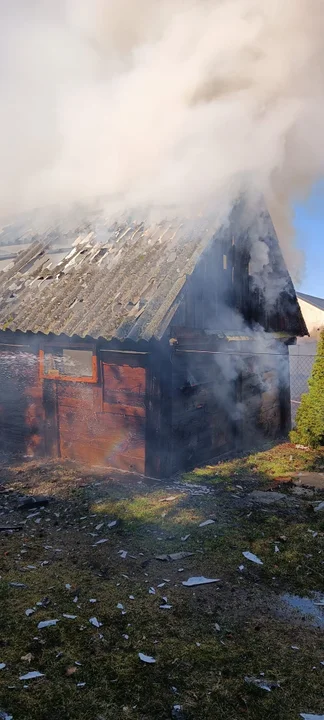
[138,653,156,664]
[37,619,59,629]
[182,576,220,587]
[19,671,44,681]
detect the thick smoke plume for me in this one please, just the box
[1,0,324,277]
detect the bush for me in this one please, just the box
[290,329,324,448]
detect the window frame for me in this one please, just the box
[39,345,98,383]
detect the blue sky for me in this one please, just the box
[293,182,324,297]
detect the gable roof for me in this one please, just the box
[0,214,217,341]
[0,207,307,342]
[297,291,324,312]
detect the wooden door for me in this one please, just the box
[101,359,146,473]
[55,357,146,474]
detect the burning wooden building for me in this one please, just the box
[0,205,307,477]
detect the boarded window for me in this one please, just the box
[41,348,97,382]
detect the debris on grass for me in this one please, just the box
[0,664,6,671]
[149,587,156,595]
[198,519,215,527]
[63,614,77,620]
[0,712,13,720]
[244,676,280,691]
[242,551,263,565]
[160,604,172,609]
[300,715,324,720]
[182,576,220,587]
[89,617,102,628]
[37,619,59,629]
[9,582,27,588]
[181,534,190,542]
[107,520,118,528]
[20,654,33,663]
[19,671,44,681]
[314,501,324,513]
[138,653,156,664]
[118,550,128,559]
[93,539,109,546]
[25,609,35,617]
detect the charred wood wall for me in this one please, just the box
[0,344,44,459]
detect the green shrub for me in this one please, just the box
[290,329,324,448]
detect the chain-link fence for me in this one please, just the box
[289,341,317,425]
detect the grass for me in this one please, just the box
[0,444,324,719]
[182,442,324,485]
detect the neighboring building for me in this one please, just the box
[0,205,307,477]
[289,292,323,423]
[296,292,324,337]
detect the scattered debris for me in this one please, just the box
[247,491,288,505]
[19,671,44,681]
[95,522,104,531]
[37,619,59,629]
[161,496,178,502]
[108,520,118,528]
[182,576,220,587]
[242,551,263,565]
[0,664,6,671]
[77,682,86,688]
[198,519,215,527]
[93,539,109,546]
[63,614,77,620]
[160,604,172,609]
[138,653,156,664]
[149,587,156,595]
[215,623,221,632]
[89,617,102,628]
[65,584,72,590]
[244,676,280,691]
[17,496,49,510]
[275,545,280,553]
[291,646,300,650]
[181,535,190,542]
[300,715,324,720]
[0,712,13,720]
[9,582,27,589]
[171,705,185,719]
[25,609,35,617]
[118,550,128,559]
[89,599,97,603]
[21,654,33,663]
[314,501,324,513]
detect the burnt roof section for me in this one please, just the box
[0,214,217,341]
[297,291,324,312]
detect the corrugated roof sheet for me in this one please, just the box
[0,214,217,341]
[297,292,324,312]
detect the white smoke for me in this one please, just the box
[1,0,324,277]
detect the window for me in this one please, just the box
[40,347,98,382]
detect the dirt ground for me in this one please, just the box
[0,444,324,720]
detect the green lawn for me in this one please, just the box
[0,445,323,720]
